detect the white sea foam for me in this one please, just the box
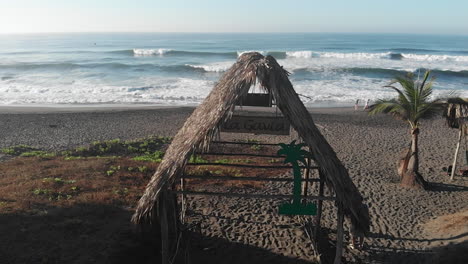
[280,50,468,63]
[292,77,468,106]
[277,52,468,73]
[3,72,466,106]
[318,52,391,59]
[133,48,172,56]
[186,61,233,72]
[0,75,214,105]
[286,51,313,58]
[401,53,468,62]
[237,50,265,57]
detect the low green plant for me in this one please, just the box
[74,147,87,152]
[64,156,84,160]
[106,166,121,176]
[42,177,76,185]
[132,151,165,162]
[213,158,253,164]
[138,166,148,173]
[113,188,129,196]
[157,136,172,143]
[62,136,171,159]
[33,188,74,201]
[250,144,262,151]
[1,145,39,156]
[229,169,243,177]
[33,188,51,195]
[214,158,231,164]
[19,151,55,158]
[189,155,208,163]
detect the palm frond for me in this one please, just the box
[384,85,410,107]
[415,100,444,122]
[368,99,399,115]
[419,75,434,103]
[370,70,443,125]
[419,71,431,94]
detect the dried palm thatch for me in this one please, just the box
[444,98,468,130]
[132,52,370,234]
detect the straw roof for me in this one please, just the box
[132,52,370,234]
[444,98,468,129]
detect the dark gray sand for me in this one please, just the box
[0,106,467,263]
[0,106,193,151]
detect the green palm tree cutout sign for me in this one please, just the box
[277,141,317,215]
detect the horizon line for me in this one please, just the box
[1,31,468,37]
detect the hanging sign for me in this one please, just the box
[221,115,290,135]
[237,93,272,107]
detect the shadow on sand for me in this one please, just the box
[0,203,314,264]
[362,240,468,264]
[363,232,468,264]
[428,182,468,192]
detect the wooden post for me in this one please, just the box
[180,177,187,223]
[160,192,169,264]
[451,128,463,181]
[302,157,311,203]
[314,171,325,239]
[334,204,344,264]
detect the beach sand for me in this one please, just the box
[0,106,467,263]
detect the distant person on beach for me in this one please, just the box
[363,99,370,110]
[354,99,359,110]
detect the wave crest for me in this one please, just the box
[401,53,468,62]
[186,62,233,72]
[133,48,172,56]
[286,51,313,58]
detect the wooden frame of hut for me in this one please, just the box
[444,98,468,180]
[132,53,370,264]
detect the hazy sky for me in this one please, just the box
[1,0,467,34]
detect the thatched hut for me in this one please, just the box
[132,52,370,261]
[444,98,468,129]
[444,98,468,180]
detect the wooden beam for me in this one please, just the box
[180,178,187,223]
[212,141,280,146]
[451,128,463,181]
[181,174,320,183]
[187,162,318,169]
[302,157,311,203]
[160,192,169,264]
[170,190,336,201]
[334,204,344,264]
[194,152,286,158]
[314,172,325,240]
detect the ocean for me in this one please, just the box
[0,33,467,106]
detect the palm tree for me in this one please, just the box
[369,71,443,189]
